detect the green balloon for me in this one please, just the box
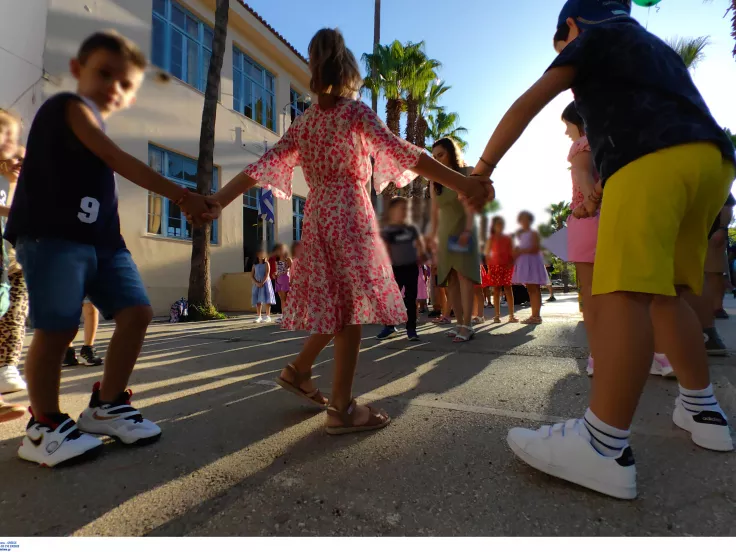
[633,0,663,6]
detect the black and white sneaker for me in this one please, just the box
[18,410,103,467]
[77,382,161,446]
[704,329,728,357]
[672,398,734,451]
[79,345,103,366]
[62,347,79,367]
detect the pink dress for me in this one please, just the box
[566,136,599,264]
[244,99,424,334]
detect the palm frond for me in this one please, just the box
[666,35,710,69]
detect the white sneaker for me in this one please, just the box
[18,412,103,467]
[77,383,161,446]
[263,316,272,323]
[0,365,26,394]
[650,353,675,378]
[672,397,733,451]
[253,317,263,324]
[507,419,637,500]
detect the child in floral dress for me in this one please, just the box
[199,28,491,435]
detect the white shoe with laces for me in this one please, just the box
[507,418,637,500]
[253,316,263,324]
[77,382,161,446]
[263,316,272,323]
[0,365,26,393]
[672,397,733,451]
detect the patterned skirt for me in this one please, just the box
[488,265,514,287]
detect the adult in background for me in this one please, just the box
[427,137,480,343]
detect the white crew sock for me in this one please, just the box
[678,384,724,416]
[582,408,630,458]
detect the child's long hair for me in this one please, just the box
[308,28,362,99]
[490,215,505,237]
[561,102,585,136]
[431,137,465,195]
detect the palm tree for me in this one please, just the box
[703,0,736,58]
[362,41,406,136]
[403,43,440,145]
[667,36,710,70]
[416,79,450,151]
[188,0,228,318]
[426,109,468,151]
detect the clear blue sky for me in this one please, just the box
[248,0,736,226]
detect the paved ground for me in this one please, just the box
[1,293,735,536]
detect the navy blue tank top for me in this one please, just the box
[5,93,125,249]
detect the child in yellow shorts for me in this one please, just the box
[471,0,735,500]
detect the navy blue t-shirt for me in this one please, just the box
[548,20,736,184]
[5,93,125,249]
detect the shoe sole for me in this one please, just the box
[80,430,162,447]
[706,349,729,357]
[506,435,637,500]
[375,334,397,341]
[19,442,103,468]
[81,359,103,367]
[672,408,734,452]
[0,386,26,394]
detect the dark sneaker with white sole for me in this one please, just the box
[79,345,103,366]
[77,382,161,446]
[704,329,728,357]
[62,347,79,367]
[407,330,420,341]
[376,326,397,341]
[18,410,103,467]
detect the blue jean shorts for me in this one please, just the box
[16,237,150,331]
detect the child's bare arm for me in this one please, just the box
[415,234,426,262]
[0,205,10,217]
[474,66,576,177]
[571,150,599,219]
[66,100,209,218]
[212,172,259,210]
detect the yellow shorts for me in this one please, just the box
[593,143,735,296]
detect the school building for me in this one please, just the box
[0,0,312,314]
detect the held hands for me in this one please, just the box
[460,175,495,212]
[573,180,603,219]
[181,193,223,226]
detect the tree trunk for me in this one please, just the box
[188,0,228,309]
[405,96,418,145]
[382,98,402,196]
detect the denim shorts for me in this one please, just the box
[16,237,150,331]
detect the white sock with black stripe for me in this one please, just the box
[582,408,630,458]
[678,384,724,417]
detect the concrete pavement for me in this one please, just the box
[1,293,735,536]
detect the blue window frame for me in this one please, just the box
[233,47,276,131]
[147,145,218,243]
[243,188,259,210]
[292,196,306,241]
[289,89,310,122]
[152,0,213,92]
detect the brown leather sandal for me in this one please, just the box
[276,364,328,408]
[325,399,391,435]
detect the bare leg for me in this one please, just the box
[473,287,484,318]
[82,303,99,346]
[326,325,377,426]
[588,292,653,428]
[528,285,542,319]
[255,304,262,317]
[493,286,502,320]
[265,305,272,317]
[280,333,334,394]
[576,262,594,341]
[441,289,452,319]
[651,290,710,390]
[504,286,516,319]
[447,270,464,327]
[99,305,152,403]
[25,329,78,415]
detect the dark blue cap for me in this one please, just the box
[558,0,633,29]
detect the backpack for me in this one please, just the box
[169,297,188,323]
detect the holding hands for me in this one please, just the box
[459,174,495,213]
[180,191,223,226]
[572,180,602,219]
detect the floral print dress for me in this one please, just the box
[244,99,424,334]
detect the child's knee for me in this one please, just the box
[116,305,153,328]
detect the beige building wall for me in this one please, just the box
[30,0,311,314]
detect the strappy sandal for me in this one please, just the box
[276,364,328,408]
[492,316,502,324]
[453,325,474,343]
[325,399,391,435]
[521,316,542,325]
[472,316,485,325]
[507,316,519,323]
[447,326,462,338]
[432,316,453,325]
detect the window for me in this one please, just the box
[151,0,213,92]
[292,196,306,241]
[233,47,276,131]
[147,145,218,243]
[289,89,310,122]
[243,188,259,210]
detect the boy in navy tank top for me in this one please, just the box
[6,31,211,467]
